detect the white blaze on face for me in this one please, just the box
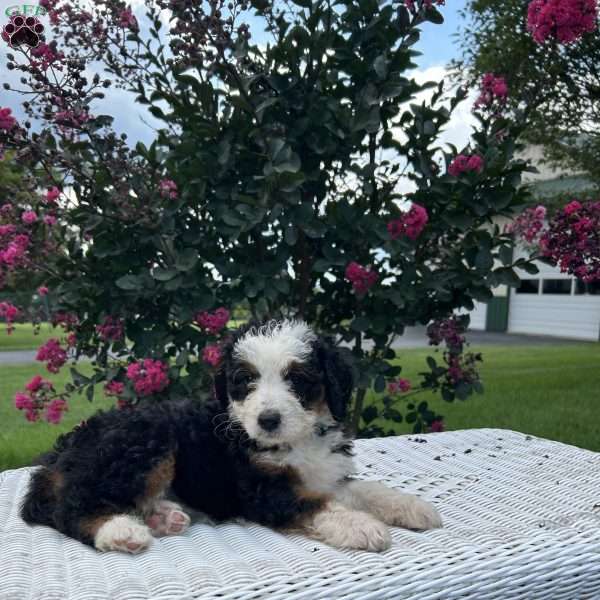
[229,321,320,444]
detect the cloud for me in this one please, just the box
[392,65,478,194]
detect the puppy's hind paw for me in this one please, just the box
[94,515,153,554]
[146,500,191,537]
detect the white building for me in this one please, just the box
[469,147,600,341]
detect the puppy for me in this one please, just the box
[21,320,442,553]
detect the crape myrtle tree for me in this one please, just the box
[458,0,600,293]
[0,0,537,435]
[456,0,600,184]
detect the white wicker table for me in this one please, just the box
[1,429,599,600]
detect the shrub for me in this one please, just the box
[0,0,538,434]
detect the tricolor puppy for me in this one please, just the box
[21,320,442,553]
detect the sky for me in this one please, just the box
[0,1,475,148]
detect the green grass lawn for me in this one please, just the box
[0,323,57,351]
[0,364,112,471]
[364,343,600,452]
[0,344,598,472]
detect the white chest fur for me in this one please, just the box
[258,432,355,495]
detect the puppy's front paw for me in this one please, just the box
[145,500,191,537]
[311,505,391,552]
[384,494,443,530]
[94,515,153,554]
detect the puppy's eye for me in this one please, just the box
[233,373,255,386]
[285,370,318,387]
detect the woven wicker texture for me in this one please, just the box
[1,428,599,600]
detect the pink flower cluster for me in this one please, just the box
[388,204,429,241]
[0,107,17,131]
[345,262,378,295]
[429,419,445,433]
[105,380,125,397]
[52,311,79,331]
[126,359,169,396]
[45,187,61,204]
[46,398,68,424]
[505,205,547,246]
[195,307,230,334]
[21,210,38,225]
[96,316,124,342]
[36,338,68,373]
[202,344,222,367]
[31,43,64,71]
[445,352,481,386]
[0,231,30,271]
[159,179,178,200]
[15,375,67,423]
[448,154,484,177]
[119,7,138,30]
[427,316,466,353]
[540,200,600,282]
[0,301,19,334]
[55,109,90,129]
[474,73,508,108]
[527,0,598,44]
[388,378,412,394]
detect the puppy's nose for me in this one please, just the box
[258,410,281,432]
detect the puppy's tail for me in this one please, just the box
[21,467,58,527]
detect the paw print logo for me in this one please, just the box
[2,15,45,49]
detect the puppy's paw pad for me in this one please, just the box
[95,515,153,554]
[146,500,191,536]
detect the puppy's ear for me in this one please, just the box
[315,339,354,422]
[213,367,228,408]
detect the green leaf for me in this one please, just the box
[153,267,179,281]
[70,367,90,386]
[499,245,513,266]
[475,248,494,272]
[176,350,189,367]
[374,375,386,393]
[350,317,370,332]
[86,385,95,402]
[424,6,444,24]
[175,248,198,272]
[383,408,403,423]
[165,275,183,291]
[273,152,301,174]
[455,382,472,400]
[362,405,378,424]
[285,225,298,246]
[380,82,405,100]
[441,387,455,402]
[373,55,388,79]
[116,275,141,291]
[494,267,521,287]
